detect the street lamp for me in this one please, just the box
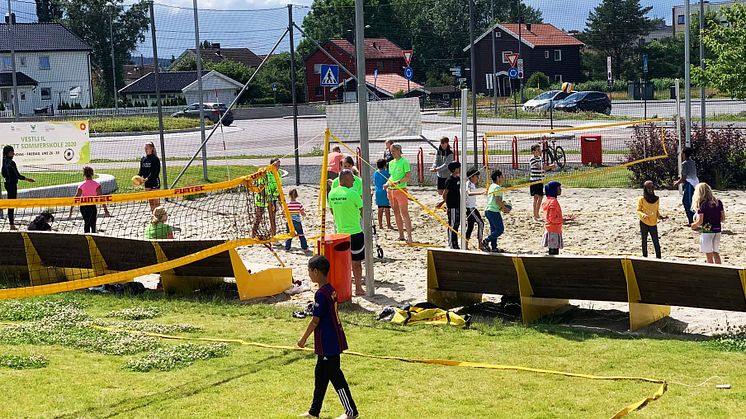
[106,2,118,112]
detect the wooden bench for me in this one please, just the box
[427,249,746,330]
[0,232,291,301]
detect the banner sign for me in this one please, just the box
[0,120,90,165]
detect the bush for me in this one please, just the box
[626,123,746,189]
[526,72,550,89]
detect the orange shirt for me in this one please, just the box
[327,152,343,174]
[542,197,563,233]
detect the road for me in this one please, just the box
[610,99,745,119]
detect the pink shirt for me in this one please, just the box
[78,179,101,197]
[327,152,343,174]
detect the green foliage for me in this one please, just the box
[61,1,150,106]
[89,116,211,134]
[95,320,202,334]
[525,71,550,89]
[0,102,5,111]
[299,0,542,83]
[580,0,657,80]
[707,333,746,352]
[694,4,746,100]
[0,354,49,370]
[123,343,229,372]
[251,53,306,104]
[35,0,63,23]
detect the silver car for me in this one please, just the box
[522,90,572,112]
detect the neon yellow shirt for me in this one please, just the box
[329,186,363,235]
[388,157,411,188]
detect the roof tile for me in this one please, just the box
[0,23,91,52]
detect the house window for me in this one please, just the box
[554,75,563,83]
[443,93,450,100]
[544,50,549,59]
[501,51,514,64]
[20,92,26,101]
[314,64,321,74]
[39,56,51,70]
[494,31,501,38]
[315,86,323,97]
[677,15,685,25]
[377,61,385,72]
[553,50,562,62]
[41,88,52,101]
[1,57,11,70]
[19,57,26,67]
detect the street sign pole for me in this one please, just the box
[288,5,301,186]
[700,0,706,134]
[468,0,478,170]
[684,0,692,147]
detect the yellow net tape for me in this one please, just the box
[91,325,668,418]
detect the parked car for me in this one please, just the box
[522,90,572,112]
[172,102,234,126]
[553,91,612,115]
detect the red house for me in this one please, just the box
[304,38,406,102]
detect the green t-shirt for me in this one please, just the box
[388,157,411,188]
[145,223,174,239]
[329,186,363,235]
[485,183,504,213]
[331,175,363,196]
[266,171,280,198]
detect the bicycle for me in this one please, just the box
[542,137,566,170]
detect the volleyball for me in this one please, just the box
[131,175,146,186]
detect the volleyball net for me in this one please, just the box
[0,166,293,294]
[481,119,671,193]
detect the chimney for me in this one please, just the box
[526,23,532,32]
[5,12,16,24]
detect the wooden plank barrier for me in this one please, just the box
[0,232,290,300]
[427,248,746,331]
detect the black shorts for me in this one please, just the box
[350,232,365,261]
[327,171,339,180]
[437,177,448,190]
[530,183,544,196]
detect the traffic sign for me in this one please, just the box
[607,56,612,81]
[404,66,413,80]
[485,73,494,90]
[319,64,339,87]
[508,67,519,79]
[449,66,461,77]
[402,50,413,66]
[271,82,278,92]
[517,58,524,79]
[643,54,649,74]
[506,53,519,68]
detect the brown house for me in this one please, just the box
[170,44,263,70]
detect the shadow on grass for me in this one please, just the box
[54,352,305,419]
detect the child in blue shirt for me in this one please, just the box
[298,255,359,419]
[374,159,393,230]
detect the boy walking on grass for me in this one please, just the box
[298,255,359,419]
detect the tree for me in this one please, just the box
[299,0,541,84]
[60,0,150,107]
[693,4,746,99]
[36,0,63,23]
[580,0,657,81]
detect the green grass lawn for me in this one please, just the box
[0,294,743,418]
[18,164,258,192]
[89,116,213,134]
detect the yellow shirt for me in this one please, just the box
[637,197,661,226]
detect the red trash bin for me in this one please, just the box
[317,234,352,303]
[580,135,602,165]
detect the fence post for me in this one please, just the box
[417,147,424,185]
[511,136,518,170]
[482,137,488,174]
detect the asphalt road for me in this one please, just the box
[611,99,745,119]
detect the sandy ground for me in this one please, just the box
[237,185,746,336]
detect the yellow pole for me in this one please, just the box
[318,129,331,256]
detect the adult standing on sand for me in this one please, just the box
[431,136,454,197]
[385,143,413,244]
[673,147,698,226]
[329,170,366,296]
[138,141,161,212]
[2,145,35,230]
[327,146,344,180]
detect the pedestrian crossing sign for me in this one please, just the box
[320,64,340,87]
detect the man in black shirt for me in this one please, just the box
[2,145,36,230]
[441,161,461,249]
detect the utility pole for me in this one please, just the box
[6,0,19,120]
[699,0,706,134]
[193,0,208,180]
[354,0,375,297]
[149,1,168,188]
[517,1,524,102]
[684,0,692,147]
[491,0,497,114]
[288,5,301,186]
[108,3,118,113]
[468,0,478,170]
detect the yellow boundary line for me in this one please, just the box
[91,325,667,418]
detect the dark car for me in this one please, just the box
[172,102,234,126]
[553,91,612,115]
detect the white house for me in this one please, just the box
[119,70,243,106]
[0,22,93,115]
